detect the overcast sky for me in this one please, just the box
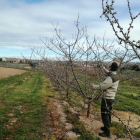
[0,0,140,59]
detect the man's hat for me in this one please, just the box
[113,57,123,67]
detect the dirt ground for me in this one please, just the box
[112,110,140,128]
[52,98,139,140]
[0,67,27,79]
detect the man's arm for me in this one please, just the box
[91,76,112,90]
[102,66,110,73]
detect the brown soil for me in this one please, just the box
[52,98,139,140]
[45,98,80,140]
[0,67,27,79]
[0,102,6,108]
[112,110,140,128]
[79,114,117,140]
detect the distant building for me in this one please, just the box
[23,59,29,64]
[11,58,15,63]
[2,57,31,64]
[2,57,8,62]
[16,58,20,63]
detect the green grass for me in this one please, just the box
[111,122,127,138]
[0,71,55,140]
[120,71,140,87]
[111,122,140,138]
[112,85,140,115]
[1,68,139,139]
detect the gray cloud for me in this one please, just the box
[0,0,140,50]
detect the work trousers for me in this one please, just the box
[101,98,114,135]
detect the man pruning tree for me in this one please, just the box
[91,57,122,138]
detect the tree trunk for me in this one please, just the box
[87,100,92,118]
[65,64,69,100]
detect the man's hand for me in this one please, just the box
[91,83,94,87]
[102,66,105,70]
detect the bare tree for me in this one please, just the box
[28,15,140,139]
[100,1,140,139]
[31,18,114,116]
[101,0,140,59]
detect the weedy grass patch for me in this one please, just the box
[64,107,100,140]
[111,122,127,138]
[111,122,140,139]
[113,84,140,115]
[0,71,55,140]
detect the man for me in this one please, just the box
[91,61,120,138]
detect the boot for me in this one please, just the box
[101,127,105,131]
[99,132,111,138]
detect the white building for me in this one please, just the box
[2,57,7,62]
